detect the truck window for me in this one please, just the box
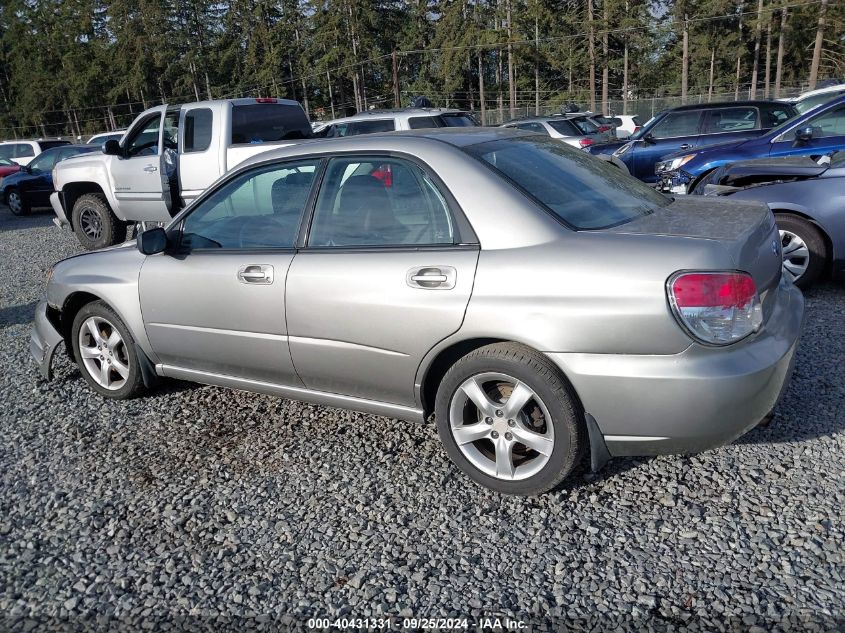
[184,108,213,152]
[231,103,312,144]
[13,144,35,158]
[124,113,162,157]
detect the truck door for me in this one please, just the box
[177,104,219,206]
[108,105,176,221]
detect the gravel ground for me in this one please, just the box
[0,206,843,632]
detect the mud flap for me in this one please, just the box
[585,413,612,473]
[30,301,64,380]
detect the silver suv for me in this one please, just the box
[314,108,478,137]
[31,129,803,495]
[500,114,611,149]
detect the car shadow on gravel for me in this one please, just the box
[0,205,56,231]
[0,301,37,326]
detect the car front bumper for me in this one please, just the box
[50,191,70,228]
[30,300,64,380]
[656,169,693,194]
[547,276,804,457]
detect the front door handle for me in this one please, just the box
[406,266,457,290]
[238,264,274,285]
[679,143,692,150]
[144,165,158,173]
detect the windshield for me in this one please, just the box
[465,136,669,230]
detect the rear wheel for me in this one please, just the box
[72,193,122,250]
[775,214,827,289]
[435,343,585,495]
[6,188,29,216]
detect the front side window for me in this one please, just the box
[184,108,213,152]
[308,156,455,247]
[807,105,845,138]
[467,136,669,230]
[124,114,162,157]
[649,110,702,139]
[181,160,319,249]
[703,107,759,134]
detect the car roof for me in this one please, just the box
[666,100,793,112]
[315,108,469,126]
[501,114,593,125]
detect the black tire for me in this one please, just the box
[435,343,586,495]
[775,213,828,289]
[70,300,145,400]
[5,188,29,216]
[71,193,121,250]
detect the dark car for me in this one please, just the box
[589,100,797,183]
[2,144,100,216]
[657,94,845,194]
[693,152,845,288]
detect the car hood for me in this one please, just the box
[662,137,751,161]
[708,156,826,186]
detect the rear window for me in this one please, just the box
[466,136,669,230]
[547,119,580,136]
[440,113,478,127]
[408,116,444,130]
[333,119,396,136]
[231,103,312,144]
[38,140,71,151]
[569,116,600,134]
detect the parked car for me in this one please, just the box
[31,128,803,496]
[51,97,313,250]
[612,114,642,139]
[692,152,845,288]
[86,130,126,145]
[0,139,71,166]
[314,108,478,137]
[590,100,797,183]
[2,145,100,215]
[0,157,22,180]
[657,94,845,193]
[784,83,845,114]
[500,114,611,148]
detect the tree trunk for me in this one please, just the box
[622,0,629,115]
[735,4,744,100]
[602,0,609,114]
[708,47,715,101]
[496,30,503,122]
[588,0,596,112]
[534,15,540,116]
[507,0,515,119]
[750,0,764,98]
[478,50,486,125]
[392,51,401,108]
[764,14,772,98]
[681,13,689,103]
[808,0,828,90]
[774,6,787,98]
[327,70,336,119]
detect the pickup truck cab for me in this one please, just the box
[51,98,312,249]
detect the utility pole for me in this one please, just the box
[507,0,515,119]
[392,51,401,108]
[774,5,788,98]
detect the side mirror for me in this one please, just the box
[103,139,121,156]
[136,227,168,255]
[795,126,814,142]
[642,132,656,144]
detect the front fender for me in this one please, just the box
[54,155,123,220]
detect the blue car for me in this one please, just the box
[693,152,845,288]
[657,94,845,193]
[588,100,796,183]
[2,144,100,215]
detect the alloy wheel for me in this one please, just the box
[780,229,810,283]
[77,316,129,390]
[448,372,555,481]
[7,191,22,214]
[79,207,104,240]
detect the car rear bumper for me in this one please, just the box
[30,300,64,380]
[50,191,70,228]
[547,277,804,457]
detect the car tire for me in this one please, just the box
[5,188,29,216]
[775,214,827,289]
[70,300,145,400]
[72,193,122,250]
[435,343,585,495]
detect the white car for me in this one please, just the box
[313,108,478,137]
[610,115,643,139]
[86,130,126,145]
[784,83,845,114]
[0,139,71,166]
[500,115,611,149]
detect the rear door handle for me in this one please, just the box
[144,165,158,173]
[238,264,274,284]
[406,266,456,289]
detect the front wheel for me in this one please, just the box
[71,193,122,250]
[775,214,828,289]
[71,301,145,399]
[6,188,29,216]
[435,343,585,495]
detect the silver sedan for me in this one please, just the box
[31,129,804,495]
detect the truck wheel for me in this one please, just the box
[72,194,121,250]
[6,188,29,216]
[775,214,828,289]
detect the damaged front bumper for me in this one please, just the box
[30,300,63,379]
[655,169,693,194]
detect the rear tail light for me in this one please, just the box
[667,271,763,345]
[579,138,594,148]
[633,126,641,134]
[597,125,611,133]
[255,98,278,103]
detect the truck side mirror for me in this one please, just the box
[103,139,121,156]
[794,126,814,143]
[137,227,168,255]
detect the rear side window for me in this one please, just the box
[13,143,35,158]
[334,119,396,137]
[408,116,444,130]
[650,110,702,139]
[440,113,478,127]
[569,117,600,134]
[702,107,759,134]
[516,122,548,134]
[231,103,312,144]
[547,120,579,136]
[184,108,213,152]
[760,105,794,128]
[467,136,669,230]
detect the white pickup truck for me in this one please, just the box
[51,97,312,249]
